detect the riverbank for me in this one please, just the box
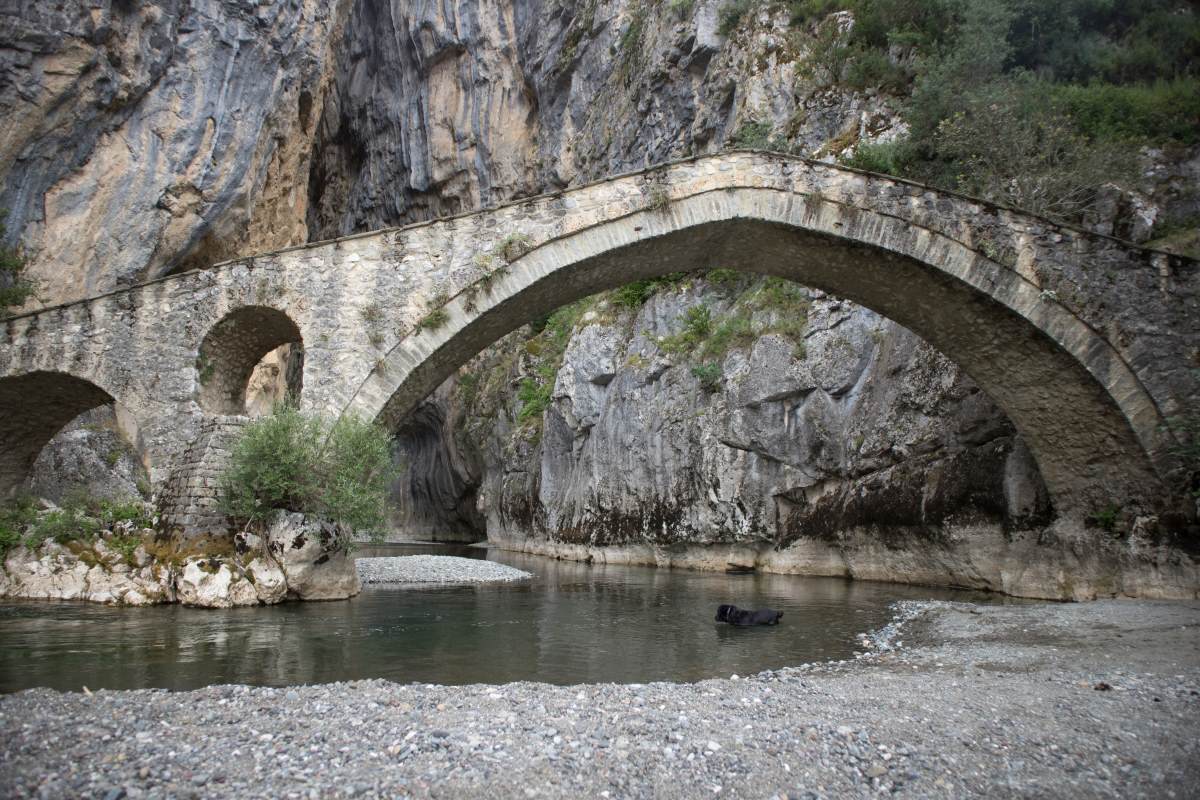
[485,524,1200,601]
[1,600,1196,799]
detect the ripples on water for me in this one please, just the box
[0,544,1005,692]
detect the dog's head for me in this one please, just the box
[715,604,737,622]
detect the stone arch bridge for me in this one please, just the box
[1,152,1196,533]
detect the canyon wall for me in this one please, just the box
[4,0,1195,596]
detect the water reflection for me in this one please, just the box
[0,544,1006,692]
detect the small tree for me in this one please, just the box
[220,405,395,538]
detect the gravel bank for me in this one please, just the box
[1,600,1196,799]
[356,555,532,584]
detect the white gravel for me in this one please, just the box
[356,555,532,584]
[1,600,1196,799]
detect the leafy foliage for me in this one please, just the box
[659,305,713,354]
[610,273,689,308]
[0,495,38,556]
[0,491,151,558]
[691,363,723,392]
[514,300,592,424]
[807,0,1200,223]
[0,211,36,315]
[717,0,757,36]
[220,405,395,536]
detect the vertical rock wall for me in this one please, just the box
[0,0,349,306]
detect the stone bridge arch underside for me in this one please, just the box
[0,152,1196,526]
[341,165,1198,522]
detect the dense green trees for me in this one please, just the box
[775,0,1199,226]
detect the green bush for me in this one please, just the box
[0,495,37,556]
[699,312,756,360]
[0,211,36,315]
[517,371,555,422]
[691,363,723,392]
[97,499,153,530]
[610,273,688,308]
[839,141,910,175]
[0,493,152,555]
[220,405,395,536]
[930,81,1134,219]
[1053,79,1200,144]
[796,0,1198,224]
[659,305,713,354]
[718,0,757,36]
[24,507,101,549]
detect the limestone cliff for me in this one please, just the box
[0,0,348,306]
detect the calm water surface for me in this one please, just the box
[0,544,1006,692]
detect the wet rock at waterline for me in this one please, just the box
[0,511,359,607]
[266,512,360,601]
[175,559,260,609]
[1,540,173,606]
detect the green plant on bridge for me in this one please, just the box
[496,233,533,264]
[415,307,450,333]
[196,354,215,385]
[220,405,395,537]
[645,184,671,213]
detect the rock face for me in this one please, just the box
[29,408,149,505]
[390,275,1200,600]
[0,512,357,607]
[0,0,349,307]
[265,512,360,601]
[1,540,174,606]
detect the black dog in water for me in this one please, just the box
[715,604,783,626]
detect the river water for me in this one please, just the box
[0,544,1005,692]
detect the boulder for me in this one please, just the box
[247,557,287,604]
[176,558,259,608]
[265,512,360,600]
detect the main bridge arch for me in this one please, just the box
[341,180,1193,518]
[0,151,1194,519]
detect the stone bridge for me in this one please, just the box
[1,151,1197,532]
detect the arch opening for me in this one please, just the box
[0,372,123,498]
[347,196,1170,521]
[197,306,304,416]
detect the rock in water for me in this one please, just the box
[266,512,361,600]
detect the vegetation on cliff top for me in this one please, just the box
[724,0,1198,232]
[220,405,394,536]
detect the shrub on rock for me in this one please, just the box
[219,405,394,539]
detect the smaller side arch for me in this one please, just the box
[196,305,304,415]
[0,371,117,496]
